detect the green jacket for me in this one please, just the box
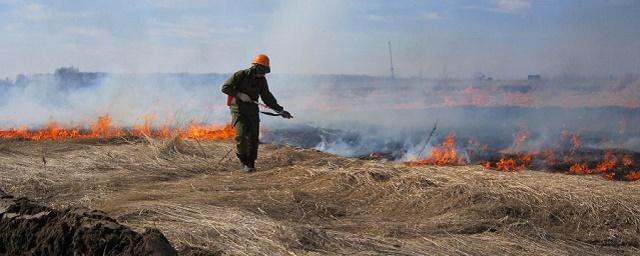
[221,68,284,115]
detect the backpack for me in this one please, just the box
[226,95,233,106]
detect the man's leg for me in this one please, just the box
[232,112,250,168]
[247,118,260,169]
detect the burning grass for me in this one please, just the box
[0,114,234,140]
[406,128,640,181]
[406,132,467,166]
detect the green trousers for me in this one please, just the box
[232,112,260,164]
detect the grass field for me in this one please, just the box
[1,137,639,255]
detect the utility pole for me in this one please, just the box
[388,41,395,79]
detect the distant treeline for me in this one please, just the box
[1,67,637,92]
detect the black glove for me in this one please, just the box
[281,110,293,119]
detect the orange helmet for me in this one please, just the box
[252,54,270,67]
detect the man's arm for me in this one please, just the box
[221,72,241,96]
[259,81,284,112]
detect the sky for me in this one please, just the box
[0,0,639,79]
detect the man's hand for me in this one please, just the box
[236,92,252,102]
[281,110,293,119]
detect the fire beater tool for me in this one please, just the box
[252,101,291,117]
[418,120,438,157]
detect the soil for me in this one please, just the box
[0,189,177,255]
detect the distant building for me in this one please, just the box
[474,73,493,81]
[528,75,542,81]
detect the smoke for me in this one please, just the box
[259,0,351,75]
[1,67,639,162]
[259,75,640,158]
[0,0,640,160]
[0,69,230,128]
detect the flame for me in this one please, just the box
[623,154,633,167]
[407,132,466,166]
[595,150,617,173]
[181,122,235,140]
[566,150,617,175]
[494,158,517,172]
[624,171,640,181]
[502,126,529,153]
[404,127,637,181]
[483,127,533,172]
[569,162,590,174]
[559,130,581,154]
[0,114,234,141]
[489,153,533,172]
[89,115,122,137]
[132,113,156,136]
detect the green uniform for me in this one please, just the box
[221,68,283,167]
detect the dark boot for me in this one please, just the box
[236,154,254,173]
[236,154,249,170]
[247,150,257,171]
[247,159,256,172]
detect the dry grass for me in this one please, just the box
[1,138,639,255]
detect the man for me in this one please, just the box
[221,54,293,172]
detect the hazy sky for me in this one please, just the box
[0,0,639,79]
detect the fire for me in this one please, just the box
[181,122,235,140]
[487,153,533,172]
[0,122,82,140]
[406,132,466,166]
[624,172,640,181]
[559,130,582,155]
[482,127,533,172]
[399,125,639,181]
[494,158,517,172]
[0,114,235,141]
[501,126,529,153]
[132,113,156,136]
[89,115,122,137]
[595,150,617,173]
[569,162,590,174]
[623,154,633,167]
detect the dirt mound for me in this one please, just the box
[0,191,177,256]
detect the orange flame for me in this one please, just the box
[569,162,590,174]
[407,132,466,166]
[595,150,617,173]
[624,171,640,181]
[623,154,633,167]
[0,114,234,141]
[489,153,533,172]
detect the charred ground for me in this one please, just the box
[1,138,639,255]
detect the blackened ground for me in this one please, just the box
[262,106,640,159]
[0,189,177,256]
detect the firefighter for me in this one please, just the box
[221,54,293,172]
